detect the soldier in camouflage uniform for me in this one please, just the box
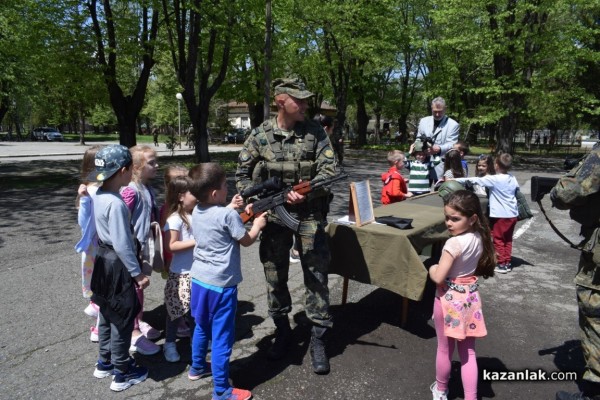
[235,78,337,374]
[553,142,600,400]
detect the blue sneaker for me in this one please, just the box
[93,358,136,379]
[188,362,212,380]
[110,365,148,392]
[93,360,114,379]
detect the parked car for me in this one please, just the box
[31,127,64,142]
[222,128,248,144]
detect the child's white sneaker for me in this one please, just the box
[163,342,180,362]
[430,382,448,400]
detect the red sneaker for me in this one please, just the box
[212,387,252,400]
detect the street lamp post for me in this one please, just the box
[176,93,183,149]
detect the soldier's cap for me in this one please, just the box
[88,144,132,182]
[272,78,314,99]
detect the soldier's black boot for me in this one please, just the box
[267,317,292,360]
[309,326,330,375]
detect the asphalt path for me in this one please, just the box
[0,142,587,399]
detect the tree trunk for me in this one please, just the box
[356,95,369,146]
[263,0,272,121]
[88,0,158,149]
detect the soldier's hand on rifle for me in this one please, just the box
[428,144,441,155]
[287,189,306,205]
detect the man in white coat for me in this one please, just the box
[417,97,460,180]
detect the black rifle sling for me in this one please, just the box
[536,200,582,250]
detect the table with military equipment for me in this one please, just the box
[326,193,450,325]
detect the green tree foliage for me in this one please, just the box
[87,0,159,147]
[162,0,236,162]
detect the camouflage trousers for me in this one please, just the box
[259,216,332,329]
[577,283,600,383]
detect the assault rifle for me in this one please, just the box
[530,175,581,249]
[239,173,348,232]
[530,176,560,202]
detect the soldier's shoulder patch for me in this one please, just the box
[324,149,335,159]
[260,138,268,146]
[239,149,251,162]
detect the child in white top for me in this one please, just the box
[455,153,519,273]
[472,154,495,197]
[162,176,196,362]
[428,190,496,400]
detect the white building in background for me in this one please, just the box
[227,102,252,130]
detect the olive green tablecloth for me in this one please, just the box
[327,194,449,301]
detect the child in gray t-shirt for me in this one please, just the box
[188,162,266,400]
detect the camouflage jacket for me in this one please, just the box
[235,118,336,206]
[551,145,600,229]
[551,144,600,288]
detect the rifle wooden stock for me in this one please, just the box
[291,181,312,195]
[240,210,254,224]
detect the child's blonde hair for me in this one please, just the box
[386,150,405,166]
[129,145,157,183]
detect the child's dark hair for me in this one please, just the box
[443,149,465,178]
[189,162,226,203]
[166,176,193,229]
[444,190,496,278]
[454,140,470,155]
[76,145,104,208]
[160,165,190,226]
[477,154,496,176]
[495,153,512,172]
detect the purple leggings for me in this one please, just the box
[434,296,478,400]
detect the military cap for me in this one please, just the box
[438,180,465,200]
[89,144,132,182]
[412,137,424,153]
[272,78,314,99]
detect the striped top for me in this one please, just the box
[406,160,431,193]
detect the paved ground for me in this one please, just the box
[0,142,588,399]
